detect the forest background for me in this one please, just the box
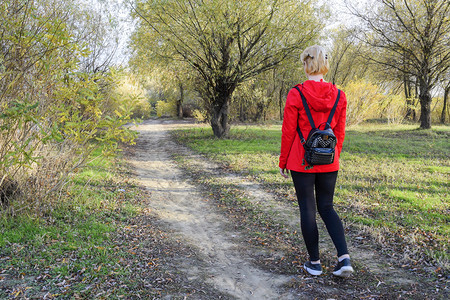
[128,0,449,136]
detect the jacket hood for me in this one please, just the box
[298,80,338,112]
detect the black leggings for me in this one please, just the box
[291,170,348,261]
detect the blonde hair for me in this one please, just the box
[300,45,329,76]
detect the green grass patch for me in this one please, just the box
[425,165,450,174]
[172,123,450,269]
[349,215,388,227]
[389,189,443,209]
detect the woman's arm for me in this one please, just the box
[279,88,300,170]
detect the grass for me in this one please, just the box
[0,148,144,298]
[173,122,450,271]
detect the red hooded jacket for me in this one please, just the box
[279,80,347,173]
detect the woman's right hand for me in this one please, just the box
[279,167,289,179]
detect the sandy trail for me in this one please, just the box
[128,119,295,300]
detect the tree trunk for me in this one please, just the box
[441,86,449,124]
[211,99,230,138]
[238,97,247,122]
[254,102,264,122]
[404,75,414,120]
[413,77,419,121]
[177,83,184,119]
[419,82,432,129]
[209,77,236,138]
[279,87,284,121]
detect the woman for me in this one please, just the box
[279,45,353,277]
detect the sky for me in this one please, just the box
[79,0,135,66]
[321,0,372,28]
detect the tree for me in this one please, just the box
[327,27,371,87]
[349,0,450,129]
[130,0,324,137]
[230,61,303,123]
[129,20,196,119]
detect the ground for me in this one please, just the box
[125,119,448,299]
[2,118,444,298]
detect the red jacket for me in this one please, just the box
[279,80,347,173]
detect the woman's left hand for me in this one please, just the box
[279,167,289,179]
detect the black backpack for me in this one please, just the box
[293,86,341,166]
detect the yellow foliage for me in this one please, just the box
[115,73,147,98]
[0,0,138,216]
[343,80,385,126]
[156,100,177,117]
[115,72,153,119]
[192,109,208,123]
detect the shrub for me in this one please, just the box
[0,0,136,215]
[380,95,407,124]
[343,80,385,126]
[192,109,208,123]
[115,72,153,119]
[156,99,177,117]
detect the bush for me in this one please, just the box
[380,95,407,124]
[156,99,177,117]
[343,80,385,126]
[192,109,208,123]
[115,72,153,119]
[0,0,136,216]
[132,100,154,119]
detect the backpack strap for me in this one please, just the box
[294,86,316,129]
[296,122,306,144]
[292,86,341,144]
[326,89,341,129]
[293,86,308,144]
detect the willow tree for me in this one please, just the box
[349,0,450,129]
[130,0,323,137]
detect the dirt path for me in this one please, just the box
[128,119,296,299]
[128,119,445,299]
